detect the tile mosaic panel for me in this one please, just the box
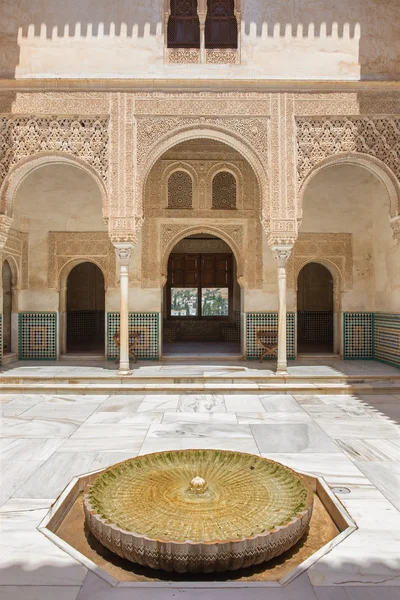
[18,312,57,360]
[246,313,295,360]
[343,313,373,359]
[107,313,159,360]
[374,313,400,368]
[0,314,2,365]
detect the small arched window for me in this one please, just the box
[168,171,193,208]
[212,171,236,209]
[167,0,200,48]
[205,0,237,49]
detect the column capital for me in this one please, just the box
[113,242,134,266]
[269,243,294,268]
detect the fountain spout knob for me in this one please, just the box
[189,476,208,494]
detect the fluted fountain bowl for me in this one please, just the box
[83,449,314,573]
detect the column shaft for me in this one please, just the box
[114,244,134,374]
[271,244,293,375]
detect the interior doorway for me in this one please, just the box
[297,262,334,354]
[163,234,241,356]
[66,262,105,354]
[2,260,12,355]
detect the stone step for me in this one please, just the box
[0,381,399,394]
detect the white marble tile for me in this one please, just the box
[58,436,145,453]
[85,411,163,424]
[293,395,325,405]
[251,423,340,453]
[0,499,87,586]
[137,395,180,412]
[355,461,400,511]
[0,416,79,438]
[146,422,252,438]
[314,587,400,599]
[261,452,364,483]
[259,394,305,413]
[315,419,400,439]
[0,460,45,506]
[177,394,226,412]
[162,412,237,424]
[0,438,65,461]
[93,395,144,413]
[224,395,265,412]
[20,402,99,423]
[335,438,400,462]
[0,587,81,600]
[67,424,149,439]
[16,451,138,499]
[139,436,261,455]
[236,412,312,424]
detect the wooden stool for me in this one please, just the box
[257,330,278,362]
[113,331,141,365]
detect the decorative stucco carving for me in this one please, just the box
[48,231,116,291]
[212,171,237,209]
[296,117,400,187]
[0,116,109,190]
[2,228,28,290]
[167,170,193,209]
[205,49,237,64]
[287,233,353,292]
[167,49,200,64]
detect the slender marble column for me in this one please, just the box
[114,243,134,374]
[271,244,293,375]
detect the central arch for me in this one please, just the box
[138,125,269,223]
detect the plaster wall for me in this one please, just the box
[11,163,107,311]
[300,164,396,313]
[0,0,398,80]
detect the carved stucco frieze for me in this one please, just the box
[0,115,109,190]
[286,233,353,292]
[48,231,116,290]
[134,94,271,117]
[2,228,28,290]
[296,116,400,188]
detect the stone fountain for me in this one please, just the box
[83,449,314,573]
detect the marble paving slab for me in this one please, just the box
[335,438,400,462]
[355,461,400,512]
[315,419,400,439]
[0,438,65,461]
[251,423,340,453]
[145,422,252,438]
[0,417,80,439]
[177,394,226,412]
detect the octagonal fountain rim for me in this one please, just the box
[83,448,314,547]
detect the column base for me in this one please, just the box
[276,367,289,376]
[118,367,132,376]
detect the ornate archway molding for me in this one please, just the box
[136,120,269,229]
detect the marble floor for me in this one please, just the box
[1,385,400,599]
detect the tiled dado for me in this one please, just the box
[374,313,400,368]
[246,313,295,360]
[18,312,57,360]
[344,312,374,359]
[0,314,2,365]
[107,312,160,360]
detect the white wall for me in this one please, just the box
[0,0,398,80]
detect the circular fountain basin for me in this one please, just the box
[83,449,314,573]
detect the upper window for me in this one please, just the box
[167,0,200,48]
[205,0,237,49]
[212,171,237,209]
[168,171,193,209]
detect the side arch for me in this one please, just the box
[294,258,343,312]
[207,162,242,209]
[0,152,109,219]
[298,152,400,224]
[162,162,199,209]
[58,257,108,296]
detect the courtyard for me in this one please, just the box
[1,360,400,599]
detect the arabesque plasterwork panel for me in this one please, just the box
[296,116,400,187]
[0,115,109,188]
[2,228,28,290]
[287,233,353,291]
[48,231,116,290]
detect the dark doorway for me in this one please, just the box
[66,262,105,354]
[297,263,334,354]
[163,234,241,356]
[2,260,12,355]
